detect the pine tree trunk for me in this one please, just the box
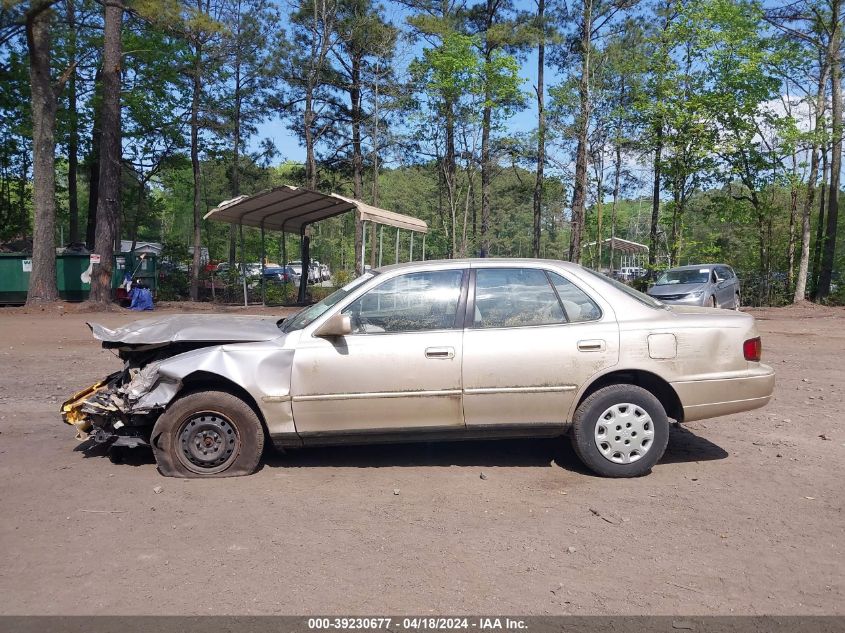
[818,0,842,301]
[567,0,592,265]
[85,66,102,249]
[25,1,59,304]
[811,148,828,298]
[648,129,662,269]
[66,0,79,245]
[190,44,203,302]
[794,64,827,303]
[229,14,241,269]
[351,54,364,274]
[532,0,545,261]
[88,0,123,305]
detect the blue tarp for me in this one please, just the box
[129,285,154,311]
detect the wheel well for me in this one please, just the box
[178,371,269,434]
[577,370,684,423]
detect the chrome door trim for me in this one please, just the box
[293,389,463,402]
[463,385,577,395]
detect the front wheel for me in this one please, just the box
[570,385,670,477]
[151,390,265,478]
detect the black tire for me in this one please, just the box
[150,390,265,478]
[570,384,670,478]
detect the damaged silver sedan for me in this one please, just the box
[62,259,775,478]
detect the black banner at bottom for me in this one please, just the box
[0,616,842,633]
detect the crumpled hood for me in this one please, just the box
[88,314,284,346]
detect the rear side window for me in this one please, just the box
[473,268,565,328]
[547,272,602,322]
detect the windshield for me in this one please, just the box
[279,272,377,333]
[580,267,666,309]
[656,269,710,285]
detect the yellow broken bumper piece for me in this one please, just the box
[61,380,109,439]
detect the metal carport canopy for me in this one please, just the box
[204,185,428,234]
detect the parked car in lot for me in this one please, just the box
[215,262,262,278]
[262,266,300,284]
[287,260,303,277]
[647,264,741,309]
[62,259,773,479]
[615,266,646,281]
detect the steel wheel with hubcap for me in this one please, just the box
[571,384,670,477]
[593,403,655,464]
[151,390,265,478]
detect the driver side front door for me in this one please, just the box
[290,269,468,438]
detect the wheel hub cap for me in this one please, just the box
[178,413,238,470]
[593,403,655,464]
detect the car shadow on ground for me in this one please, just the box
[263,425,728,472]
[75,425,728,473]
[660,425,729,464]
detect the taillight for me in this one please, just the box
[743,337,762,362]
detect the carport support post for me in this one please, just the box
[297,226,310,303]
[422,234,426,261]
[260,224,266,306]
[378,225,383,267]
[360,221,367,272]
[240,223,247,307]
[395,228,400,263]
[410,233,414,261]
[281,231,287,302]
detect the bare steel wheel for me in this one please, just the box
[571,384,670,477]
[593,403,655,464]
[151,390,264,478]
[176,412,239,474]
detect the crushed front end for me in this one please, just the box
[60,355,183,450]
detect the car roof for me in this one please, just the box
[666,263,731,271]
[374,257,584,274]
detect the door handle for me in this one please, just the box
[577,339,606,352]
[425,346,455,359]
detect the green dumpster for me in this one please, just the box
[0,252,158,304]
[0,254,31,304]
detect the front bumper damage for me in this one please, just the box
[60,364,181,449]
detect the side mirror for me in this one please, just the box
[314,313,352,338]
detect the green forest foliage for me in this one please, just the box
[1,0,844,305]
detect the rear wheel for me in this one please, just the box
[571,384,670,477]
[151,390,265,478]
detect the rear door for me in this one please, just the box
[462,266,619,429]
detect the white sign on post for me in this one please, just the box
[90,254,101,264]
[22,259,32,272]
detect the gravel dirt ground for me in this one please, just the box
[0,301,842,615]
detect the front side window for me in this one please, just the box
[473,268,564,328]
[342,270,464,334]
[281,272,376,333]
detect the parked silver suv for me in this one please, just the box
[647,264,741,309]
